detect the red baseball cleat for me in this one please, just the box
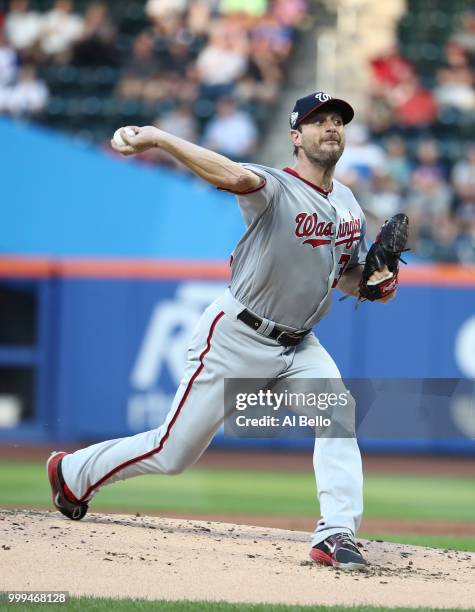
[46,451,88,521]
[310,532,368,570]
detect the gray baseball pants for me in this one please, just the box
[62,289,363,546]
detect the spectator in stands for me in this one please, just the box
[234,72,276,107]
[0,26,18,87]
[201,97,257,161]
[456,230,475,263]
[234,32,282,106]
[248,23,282,80]
[336,124,387,185]
[384,135,412,191]
[452,163,475,262]
[5,0,42,59]
[417,217,460,262]
[435,69,474,113]
[392,74,439,131]
[452,146,475,193]
[162,38,193,77]
[405,139,451,241]
[412,140,447,182]
[272,0,308,29]
[116,32,161,100]
[148,8,188,43]
[148,10,199,67]
[141,102,200,169]
[434,42,474,112]
[72,1,117,67]
[0,63,48,116]
[251,14,293,60]
[157,102,198,142]
[144,69,197,104]
[454,183,475,226]
[39,0,84,63]
[195,20,248,99]
[146,0,188,20]
[450,9,475,66]
[187,0,212,37]
[363,172,403,222]
[404,165,452,227]
[366,94,393,135]
[455,201,475,262]
[370,46,415,92]
[368,47,418,135]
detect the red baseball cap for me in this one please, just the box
[290,92,354,128]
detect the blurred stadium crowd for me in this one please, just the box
[342,4,475,262]
[0,0,474,262]
[0,0,307,153]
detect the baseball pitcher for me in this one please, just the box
[47,92,408,570]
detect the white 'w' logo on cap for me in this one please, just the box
[315,93,331,102]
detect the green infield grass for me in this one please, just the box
[3,599,475,612]
[0,460,474,551]
[0,461,473,522]
[358,532,475,552]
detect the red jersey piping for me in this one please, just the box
[283,167,332,196]
[219,178,267,195]
[78,310,225,502]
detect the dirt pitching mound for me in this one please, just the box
[1,510,474,608]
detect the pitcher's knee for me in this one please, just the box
[325,391,357,436]
[162,464,186,476]
[159,455,190,475]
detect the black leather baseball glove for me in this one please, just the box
[359,213,409,302]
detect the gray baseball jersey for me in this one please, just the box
[229,164,369,330]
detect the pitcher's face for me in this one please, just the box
[292,110,345,167]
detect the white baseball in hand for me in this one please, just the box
[113,127,135,147]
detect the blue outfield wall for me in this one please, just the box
[0,271,473,453]
[1,118,241,259]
